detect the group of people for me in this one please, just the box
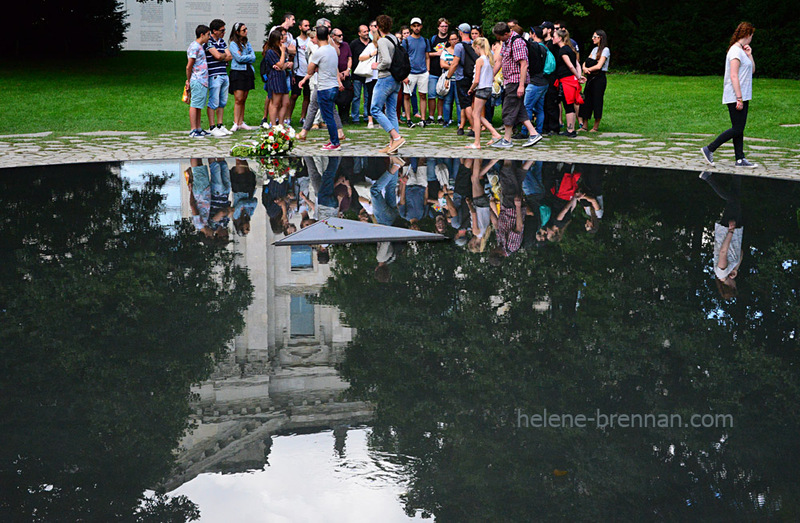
[185,14,613,151]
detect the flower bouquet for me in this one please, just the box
[252,156,297,184]
[230,124,296,157]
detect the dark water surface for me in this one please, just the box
[1,157,799,521]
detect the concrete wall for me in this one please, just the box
[121,0,272,51]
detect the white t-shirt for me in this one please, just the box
[722,45,753,104]
[310,44,340,91]
[713,223,743,279]
[295,35,309,76]
[589,46,611,71]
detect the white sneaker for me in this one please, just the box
[218,125,233,135]
[367,122,374,129]
[230,123,241,132]
[240,122,258,130]
[209,126,226,137]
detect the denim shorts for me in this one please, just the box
[207,74,229,110]
[474,87,491,101]
[427,74,440,99]
[189,79,209,109]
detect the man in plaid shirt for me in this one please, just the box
[489,160,525,265]
[490,22,543,148]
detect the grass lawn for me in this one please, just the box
[3,52,799,147]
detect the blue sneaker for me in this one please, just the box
[735,158,757,168]
[700,146,715,166]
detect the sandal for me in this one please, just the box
[588,128,598,133]
[465,144,480,149]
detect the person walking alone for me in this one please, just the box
[702,22,757,168]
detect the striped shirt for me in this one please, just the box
[497,207,522,255]
[501,36,529,85]
[204,36,228,77]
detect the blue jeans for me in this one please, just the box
[318,156,342,209]
[351,77,369,122]
[370,76,400,134]
[207,75,230,110]
[523,161,544,197]
[370,169,399,225]
[519,84,548,136]
[209,159,231,196]
[442,82,460,124]
[317,87,339,146]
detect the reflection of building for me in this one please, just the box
[165,160,370,491]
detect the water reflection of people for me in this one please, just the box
[398,157,428,230]
[370,156,405,226]
[489,160,525,265]
[466,158,497,252]
[701,172,744,299]
[186,158,231,244]
[231,160,257,236]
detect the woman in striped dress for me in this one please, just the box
[262,28,291,127]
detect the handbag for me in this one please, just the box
[436,74,449,98]
[354,45,375,77]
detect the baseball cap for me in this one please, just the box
[457,23,471,33]
[532,26,544,39]
[540,21,554,29]
[410,17,422,25]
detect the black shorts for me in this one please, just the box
[456,79,473,109]
[229,68,255,93]
[474,87,492,101]
[292,75,310,97]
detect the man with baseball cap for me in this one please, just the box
[402,17,431,127]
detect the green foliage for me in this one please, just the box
[318,166,800,519]
[0,165,253,521]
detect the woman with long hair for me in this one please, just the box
[552,28,583,138]
[702,22,757,168]
[370,14,406,153]
[228,22,258,131]
[578,29,609,132]
[262,28,291,127]
[439,31,462,128]
[466,38,502,148]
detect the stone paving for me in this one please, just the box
[1,127,798,180]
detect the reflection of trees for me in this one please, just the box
[318,172,800,520]
[0,166,252,521]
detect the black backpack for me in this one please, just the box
[461,42,479,80]
[512,35,545,76]
[259,54,269,82]
[388,35,411,82]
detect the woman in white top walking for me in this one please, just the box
[466,38,502,149]
[701,22,757,168]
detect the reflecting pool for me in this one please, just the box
[1,157,799,521]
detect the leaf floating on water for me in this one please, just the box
[553,469,568,477]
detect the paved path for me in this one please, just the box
[1,128,798,180]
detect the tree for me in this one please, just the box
[318,165,800,519]
[0,165,253,520]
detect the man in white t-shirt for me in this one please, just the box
[305,25,343,150]
[290,19,311,125]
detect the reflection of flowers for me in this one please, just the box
[230,124,296,157]
[254,157,296,184]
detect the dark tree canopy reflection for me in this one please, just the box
[0,165,252,521]
[319,167,800,520]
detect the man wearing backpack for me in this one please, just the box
[370,14,407,153]
[540,21,562,135]
[444,23,478,136]
[514,26,550,138]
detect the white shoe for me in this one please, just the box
[230,123,241,132]
[240,122,258,130]
[218,125,233,135]
[209,126,226,137]
[367,122,374,129]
